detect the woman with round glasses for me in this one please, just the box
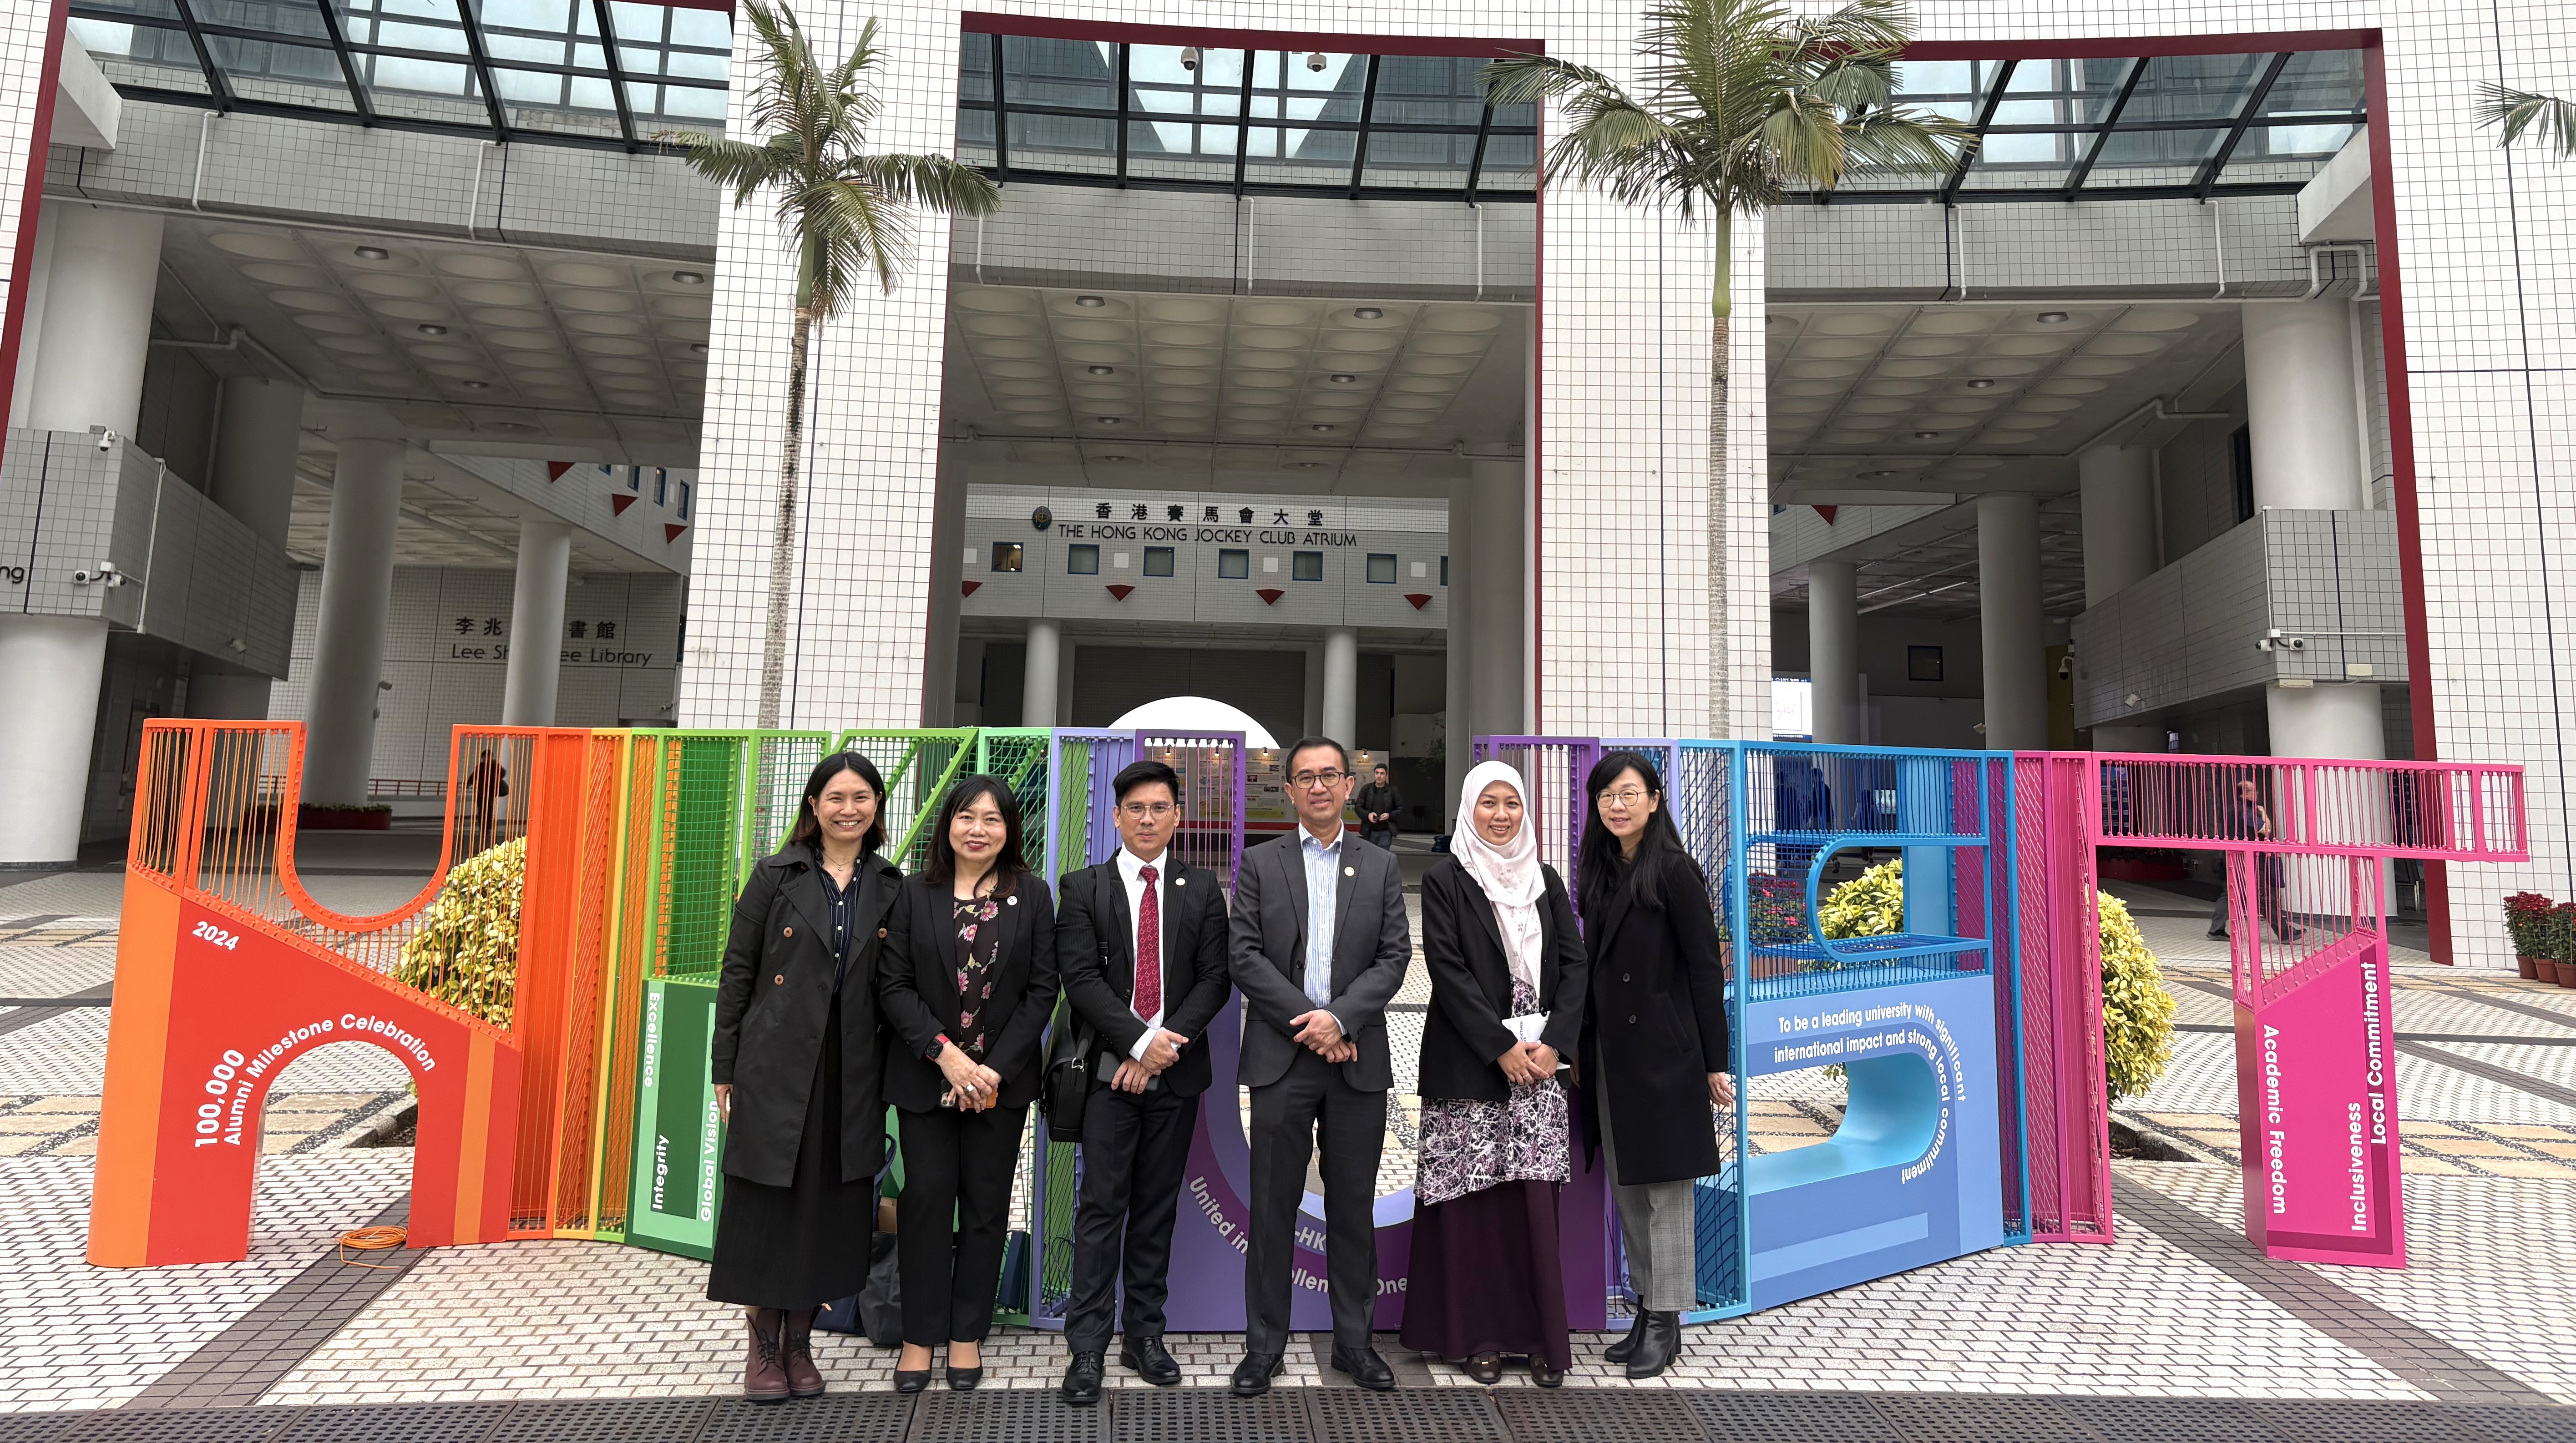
[1575,749,1732,1379]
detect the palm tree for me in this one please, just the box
[665,1,999,727]
[2479,84,2576,158]
[1483,0,1970,737]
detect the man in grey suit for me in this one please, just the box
[1226,736,1412,1396]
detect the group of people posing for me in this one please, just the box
[705,737,1732,1403]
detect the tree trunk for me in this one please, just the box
[1706,210,1733,741]
[757,305,813,729]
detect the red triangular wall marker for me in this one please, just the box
[1813,505,1838,525]
[962,580,982,597]
[664,523,687,543]
[1106,584,1134,600]
[610,493,638,516]
[1256,588,1284,605]
[1404,593,1431,610]
[547,461,574,482]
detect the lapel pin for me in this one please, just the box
[1344,867,1356,877]
[1007,894,1018,906]
[1174,877,1185,886]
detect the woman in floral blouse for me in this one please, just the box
[1401,760,1589,1386]
[879,776,1058,1392]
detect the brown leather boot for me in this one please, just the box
[782,1307,825,1398]
[745,1308,790,1403]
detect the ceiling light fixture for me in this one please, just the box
[1862,469,1905,479]
[1294,460,1323,468]
[1353,307,1384,320]
[417,323,448,336]
[1331,373,1357,384]
[1094,416,1123,425]
[1075,294,1107,308]
[1088,364,1115,376]
[1311,423,1336,432]
[462,380,490,389]
[672,270,706,284]
[2036,311,2069,323]
[1913,430,1941,440]
[1967,378,1996,388]
[354,246,390,261]
[691,343,708,354]
[1098,454,1127,462]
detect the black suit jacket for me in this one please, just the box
[1580,848,1732,1186]
[1226,828,1410,1093]
[710,844,902,1187]
[1416,857,1587,1103]
[878,870,1059,1111]
[1057,853,1233,1097]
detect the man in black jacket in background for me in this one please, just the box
[1356,762,1403,851]
[1055,759,1234,1404]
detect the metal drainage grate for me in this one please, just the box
[1686,1391,1905,1443]
[1863,1393,2106,1443]
[0,1416,96,1443]
[59,1409,302,1443]
[1311,1389,1504,1443]
[274,1403,514,1443]
[2455,1407,2576,1443]
[1496,1390,1708,1443]
[2255,1400,2525,1443]
[702,1393,917,1443]
[911,1391,1104,1443]
[1114,1388,1312,1443]
[2055,1397,2296,1443]
[486,1397,715,1443]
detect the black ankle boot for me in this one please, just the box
[1625,1310,1684,1378]
[1604,1323,1641,1364]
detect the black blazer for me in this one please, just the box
[878,869,1059,1111]
[1225,828,1411,1093]
[1056,853,1233,1097]
[1416,858,1587,1104]
[710,844,902,1188]
[1580,847,1732,1186]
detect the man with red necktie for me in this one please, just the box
[1054,758,1234,1404]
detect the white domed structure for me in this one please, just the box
[1106,696,1279,748]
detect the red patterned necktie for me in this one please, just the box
[1134,865,1162,1023]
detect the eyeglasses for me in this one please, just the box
[1290,770,1349,789]
[1599,788,1650,808]
[1119,802,1176,818]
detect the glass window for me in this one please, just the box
[1068,544,1100,575]
[1292,550,1323,581]
[1366,553,1396,584]
[1907,646,1943,682]
[1144,546,1174,577]
[1440,555,1448,586]
[1218,548,1250,579]
[991,542,1024,573]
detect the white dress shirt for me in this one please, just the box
[1117,845,1168,1061]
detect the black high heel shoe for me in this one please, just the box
[893,1367,932,1394]
[945,1362,984,1391]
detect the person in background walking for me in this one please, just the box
[1055,759,1234,1404]
[1226,737,1412,1396]
[1577,749,1732,1379]
[879,777,1058,1393]
[1402,759,1587,1387]
[708,751,901,1404]
[1357,761,1404,851]
[2208,776,2301,943]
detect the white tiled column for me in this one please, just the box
[502,519,572,727]
[1977,491,2046,751]
[1321,626,1359,750]
[0,615,109,865]
[303,440,406,807]
[1020,617,1059,730]
[25,203,159,439]
[1807,559,1860,745]
[193,376,308,721]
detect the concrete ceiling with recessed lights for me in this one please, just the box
[941,285,1526,494]
[153,214,709,463]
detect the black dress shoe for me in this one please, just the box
[1231,1352,1286,1397]
[1531,1359,1564,1388]
[893,1368,932,1394]
[946,1363,984,1391]
[1121,1335,1183,1386]
[1462,1351,1503,1386]
[1330,1345,1396,1392]
[1625,1310,1684,1379]
[1060,1352,1105,1406]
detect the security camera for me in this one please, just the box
[1306,51,1327,72]
[93,428,117,453]
[1179,45,1201,71]
[2055,654,2074,680]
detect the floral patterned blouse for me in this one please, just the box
[951,893,1003,1060]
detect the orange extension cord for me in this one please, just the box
[337,1226,409,1269]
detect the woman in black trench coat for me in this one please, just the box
[709,751,902,1404]
[1575,749,1733,1381]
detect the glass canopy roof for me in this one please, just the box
[66,0,731,149]
[957,35,1538,202]
[1819,50,2369,202]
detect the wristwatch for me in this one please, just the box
[927,1031,951,1062]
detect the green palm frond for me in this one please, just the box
[659,0,998,315]
[2480,83,2576,159]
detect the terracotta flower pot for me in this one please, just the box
[2540,959,2561,986]
[2556,964,2576,990]
[2521,955,2542,980]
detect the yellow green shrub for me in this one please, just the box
[393,837,526,1027]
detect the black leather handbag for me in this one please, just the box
[1040,996,1096,1138]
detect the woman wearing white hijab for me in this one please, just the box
[1399,760,1590,1386]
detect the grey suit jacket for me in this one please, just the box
[1226,827,1412,1093]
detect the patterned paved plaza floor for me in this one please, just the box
[15,866,2576,1428]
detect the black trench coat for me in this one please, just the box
[1579,848,1732,1186]
[1415,858,1588,1103]
[710,843,901,1188]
